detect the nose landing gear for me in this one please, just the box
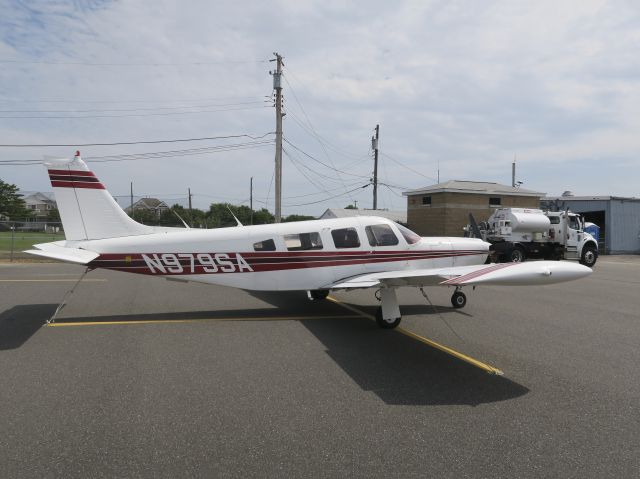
[375,287,402,329]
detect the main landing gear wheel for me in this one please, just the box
[451,291,467,309]
[375,307,401,329]
[308,289,330,300]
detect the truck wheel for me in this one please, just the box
[509,246,525,263]
[580,245,597,267]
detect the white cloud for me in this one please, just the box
[1,0,639,217]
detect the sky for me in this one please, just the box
[1,0,639,216]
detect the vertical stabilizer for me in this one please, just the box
[45,152,153,240]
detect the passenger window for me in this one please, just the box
[396,223,421,244]
[365,224,399,247]
[331,227,361,248]
[283,232,323,251]
[253,239,276,251]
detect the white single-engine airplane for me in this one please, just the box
[27,152,592,328]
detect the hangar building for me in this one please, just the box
[540,196,640,254]
[403,180,544,237]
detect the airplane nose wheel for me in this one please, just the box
[451,290,467,309]
[375,308,401,329]
[375,287,402,329]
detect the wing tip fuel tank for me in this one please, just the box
[448,261,592,286]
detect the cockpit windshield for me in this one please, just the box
[395,223,421,244]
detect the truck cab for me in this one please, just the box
[547,211,598,266]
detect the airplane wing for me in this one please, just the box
[326,261,591,289]
[24,242,99,265]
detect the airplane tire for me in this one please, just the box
[451,291,467,309]
[375,307,401,329]
[309,289,330,300]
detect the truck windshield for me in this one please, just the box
[569,216,582,231]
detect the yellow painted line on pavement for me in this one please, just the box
[47,314,361,327]
[395,328,503,375]
[327,296,503,375]
[327,296,376,319]
[0,279,106,282]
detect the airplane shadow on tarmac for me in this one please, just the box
[0,304,57,350]
[249,291,530,407]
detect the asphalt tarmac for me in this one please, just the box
[1,258,638,478]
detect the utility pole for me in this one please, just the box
[250,177,254,225]
[130,182,134,220]
[372,124,379,210]
[188,187,193,226]
[512,157,516,187]
[271,52,284,222]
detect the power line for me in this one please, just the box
[380,183,405,198]
[282,138,370,179]
[284,148,340,196]
[0,59,269,66]
[283,180,365,199]
[86,141,274,163]
[0,100,268,114]
[0,95,267,105]
[0,140,275,166]
[0,104,270,119]
[381,152,436,181]
[287,109,367,162]
[283,146,353,184]
[283,69,365,161]
[284,184,370,207]
[0,132,274,148]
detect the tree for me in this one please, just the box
[345,204,358,210]
[158,205,207,228]
[128,208,158,225]
[206,203,274,227]
[46,208,61,222]
[283,214,315,222]
[0,179,31,220]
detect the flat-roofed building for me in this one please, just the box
[403,180,545,237]
[541,195,640,254]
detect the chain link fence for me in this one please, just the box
[0,221,65,261]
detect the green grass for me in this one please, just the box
[0,230,66,253]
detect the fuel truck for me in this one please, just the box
[467,208,599,267]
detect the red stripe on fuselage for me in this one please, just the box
[88,250,486,275]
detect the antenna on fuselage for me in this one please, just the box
[171,209,191,229]
[226,205,244,227]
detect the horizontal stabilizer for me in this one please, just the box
[25,242,99,265]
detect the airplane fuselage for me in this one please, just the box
[75,216,490,291]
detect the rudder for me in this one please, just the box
[46,151,153,240]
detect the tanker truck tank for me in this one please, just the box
[488,208,551,237]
